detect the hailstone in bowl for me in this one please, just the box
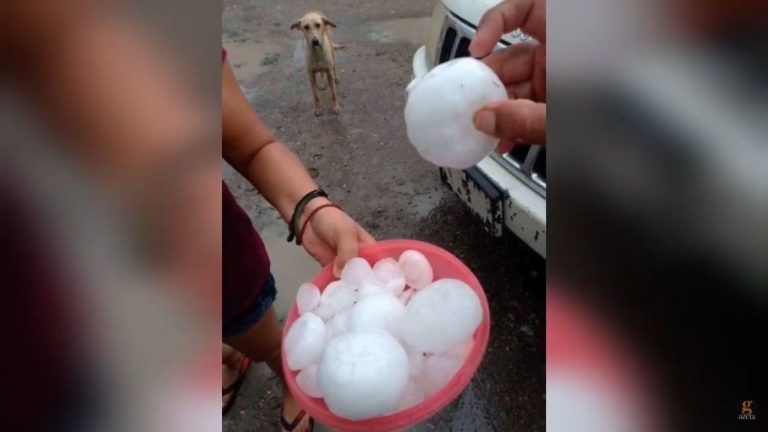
[317,329,409,420]
[401,278,482,353]
[284,312,326,371]
[404,57,507,169]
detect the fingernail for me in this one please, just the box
[474,110,495,135]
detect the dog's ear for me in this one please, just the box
[322,17,337,28]
[290,20,301,30]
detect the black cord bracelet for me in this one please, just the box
[287,188,329,245]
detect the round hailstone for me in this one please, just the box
[321,280,356,314]
[296,364,323,398]
[398,250,434,290]
[373,258,407,296]
[419,353,463,396]
[348,294,405,340]
[402,279,482,353]
[296,283,321,316]
[404,57,507,169]
[284,313,326,371]
[358,279,390,299]
[341,257,374,287]
[318,329,409,420]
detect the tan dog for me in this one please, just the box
[291,12,344,116]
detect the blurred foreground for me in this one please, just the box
[549,0,766,430]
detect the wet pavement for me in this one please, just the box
[223,0,545,430]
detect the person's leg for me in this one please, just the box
[222,344,245,409]
[225,307,311,432]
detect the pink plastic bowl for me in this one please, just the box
[281,239,491,432]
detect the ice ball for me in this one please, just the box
[402,279,482,353]
[318,329,409,420]
[320,280,356,314]
[284,312,326,371]
[341,257,374,287]
[348,293,405,340]
[296,363,323,398]
[296,282,321,316]
[398,250,433,290]
[373,258,407,296]
[404,57,507,169]
[420,352,463,396]
[358,279,390,299]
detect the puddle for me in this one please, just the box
[223,35,288,82]
[257,224,321,321]
[368,17,432,45]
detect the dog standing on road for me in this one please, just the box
[292,12,344,116]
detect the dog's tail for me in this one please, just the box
[332,43,345,51]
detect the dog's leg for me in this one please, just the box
[310,70,322,116]
[328,70,340,115]
[333,64,340,84]
[315,71,326,91]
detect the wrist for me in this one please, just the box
[286,188,330,244]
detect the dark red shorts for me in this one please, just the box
[222,182,272,336]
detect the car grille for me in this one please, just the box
[435,12,545,197]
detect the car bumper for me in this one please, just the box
[440,160,546,257]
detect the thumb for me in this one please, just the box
[474,99,546,145]
[332,230,359,278]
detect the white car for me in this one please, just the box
[412,0,546,258]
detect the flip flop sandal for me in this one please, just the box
[223,356,251,415]
[280,409,315,432]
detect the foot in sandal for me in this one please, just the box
[223,348,251,414]
[280,388,315,432]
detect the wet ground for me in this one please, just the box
[222,0,545,430]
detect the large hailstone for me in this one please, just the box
[398,250,433,290]
[284,313,326,371]
[348,293,405,340]
[341,257,374,287]
[318,330,409,420]
[296,283,321,315]
[373,258,407,296]
[320,280,356,314]
[357,279,390,299]
[296,363,324,398]
[404,57,507,169]
[402,279,482,353]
